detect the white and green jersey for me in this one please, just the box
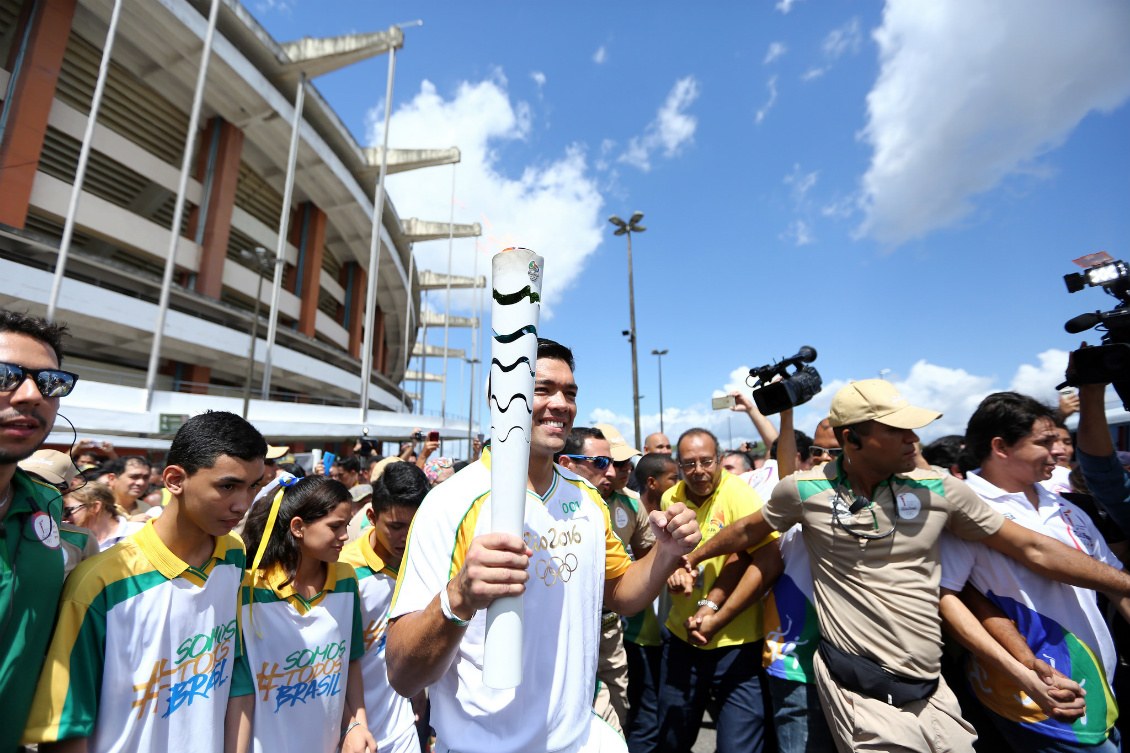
[23,521,245,752]
[341,534,420,753]
[232,562,365,753]
[389,451,632,753]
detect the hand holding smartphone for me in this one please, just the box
[711,395,736,410]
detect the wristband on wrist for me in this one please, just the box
[341,720,363,743]
[439,583,473,627]
[697,598,721,612]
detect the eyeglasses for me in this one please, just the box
[613,459,633,470]
[678,457,717,473]
[809,446,843,460]
[0,362,79,398]
[561,455,612,470]
[62,504,86,519]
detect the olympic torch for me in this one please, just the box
[483,247,543,689]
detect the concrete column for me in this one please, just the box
[189,117,244,299]
[340,261,365,358]
[293,201,325,338]
[375,308,387,375]
[0,0,78,228]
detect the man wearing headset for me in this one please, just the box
[686,379,1130,753]
[0,310,78,753]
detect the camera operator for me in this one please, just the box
[1075,378,1130,535]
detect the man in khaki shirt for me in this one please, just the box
[688,379,1130,753]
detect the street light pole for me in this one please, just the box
[608,212,646,449]
[651,348,668,434]
[240,248,278,418]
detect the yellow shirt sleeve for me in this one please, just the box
[601,497,632,580]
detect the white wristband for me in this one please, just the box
[439,583,472,627]
[697,598,721,612]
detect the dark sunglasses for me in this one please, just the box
[62,504,86,519]
[0,362,79,398]
[561,454,612,470]
[808,445,843,460]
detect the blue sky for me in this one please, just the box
[251,0,1130,448]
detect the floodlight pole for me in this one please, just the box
[144,0,222,410]
[651,348,668,434]
[608,212,646,450]
[47,0,125,322]
[360,40,401,424]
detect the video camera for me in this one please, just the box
[747,346,823,415]
[1059,252,1130,410]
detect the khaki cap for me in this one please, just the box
[369,456,403,483]
[594,423,641,462]
[828,379,941,430]
[19,449,79,487]
[266,445,289,460]
[349,484,374,503]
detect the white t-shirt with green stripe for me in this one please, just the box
[340,534,419,752]
[23,521,245,752]
[232,561,365,753]
[388,455,632,753]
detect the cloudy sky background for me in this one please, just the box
[254,0,1130,450]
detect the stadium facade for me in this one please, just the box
[0,0,479,453]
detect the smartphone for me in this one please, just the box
[428,430,440,442]
[322,451,336,476]
[711,395,736,410]
[476,433,485,443]
[310,448,322,473]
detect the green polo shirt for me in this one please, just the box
[0,468,65,753]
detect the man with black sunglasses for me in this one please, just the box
[557,426,642,733]
[0,309,77,753]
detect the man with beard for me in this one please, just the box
[0,310,78,753]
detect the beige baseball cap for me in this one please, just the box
[594,423,641,462]
[19,449,80,487]
[266,445,289,460]
[349,484,374,503]
[369,456,403,483]
[828,379,941,430]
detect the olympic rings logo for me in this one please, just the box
[535,553,578,587]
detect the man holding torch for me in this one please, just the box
[386,338,701,753]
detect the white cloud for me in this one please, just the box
[859,0,1130,246]
[781,220,814,246]
[781,165,819,244]
[619,76,700,171]
[253,0,292,14]
[1008,349,1069,404]
[593,46,607,64]
[800,18,861,83]
[820,194,858,220]
[823,18,862,59]
[785,164,818,201]
[776,0,802,15]
[764,42,788,65]
[755,75,778,124]
[372,78,605,316]
[530,71,546,88]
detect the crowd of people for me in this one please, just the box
[2,307,1130,753]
